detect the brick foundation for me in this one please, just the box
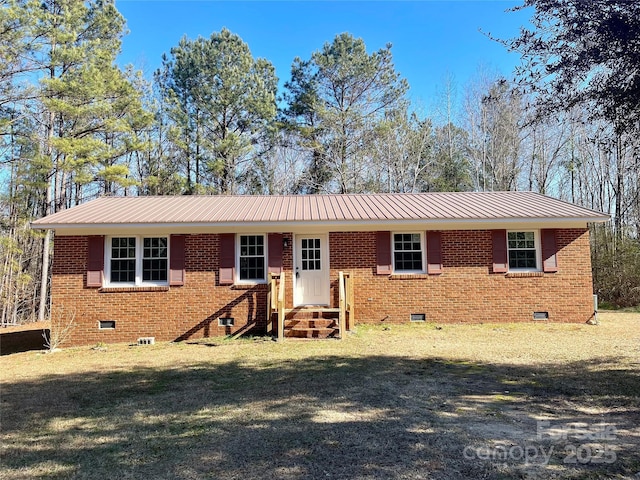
[51,228,594,347]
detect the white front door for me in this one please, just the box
[294,234,330,306]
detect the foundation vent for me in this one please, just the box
[98,320,116,330]
[137,337,155,345]
[410,313,426,322]
[218,317,235,327]
[533,311,549,320]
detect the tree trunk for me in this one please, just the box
[38,99,56,321]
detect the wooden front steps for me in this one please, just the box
[284,308,340,339]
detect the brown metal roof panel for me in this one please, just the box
[365,195,392,220]
[275,196,285,221]
[512,193,558,218]
[270,196,286,221]
[259,197,276,221]
[391,194,430,219]
[316,196,328,220]
[265,196,279,222]
[370,194,400,219]
[467,193,505,218]
[196,197,221,222]
[162,197,193,222]
[343,195,358,220]
[30,192,609,227]
[366,194,394,220]
[348,196,369,220]
[420,193,456,218]
[352,195,373,219]
[320,195,338,221]
[243,196,261,221]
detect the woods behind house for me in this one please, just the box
[1,0,639,324]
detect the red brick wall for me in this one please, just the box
[51,228,594,347]
[51,234,267,347]
[329,229,594,325]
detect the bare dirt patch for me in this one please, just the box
[1,312,638,479]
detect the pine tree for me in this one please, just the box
[21,0,149,320]
[282,33,408,193]
[160,28,278,194]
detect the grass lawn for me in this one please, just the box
[1,312,639,479]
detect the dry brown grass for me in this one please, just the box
[1,312,639,479]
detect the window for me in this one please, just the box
[507,231,539,270]
[392,233,424,273]
[110,237,136,282]
[142,237,168,282]
[238,235,266,282]
[301,238,321,271]
[107,236,168,286]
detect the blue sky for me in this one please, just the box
[116,1,532,111]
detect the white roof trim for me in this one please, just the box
[36,216,602,236]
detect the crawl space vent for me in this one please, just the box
[410,313,426,322]
[137,337,155,345]
[218,317,235,327]
[98,320,116,330]
[533,311,549,320]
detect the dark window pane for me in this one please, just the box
[508,250,536,269]
[141,237,168,282]
[239,236,265,280]
[143,258,167,281]
[111,259,135,283]
[507,231,537,269]
[393,233,423,271]
[110,238,136,282]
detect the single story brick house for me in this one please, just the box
[32,192,608,346]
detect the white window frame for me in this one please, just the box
[392,231,426,274]
[104,236,170,287]
[235,234,267,284]
[506,230,542,272]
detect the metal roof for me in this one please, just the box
[31,192,609,229]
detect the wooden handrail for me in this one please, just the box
[271,274,277,312]
[338,271,346,340]
[266,273,273,334]
[346,273,354,326]
[277,271,285,342]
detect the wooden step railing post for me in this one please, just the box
[266,273,273,335]
[277,272,285,342]
[345,273,354,328]
[338,271,346,340]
